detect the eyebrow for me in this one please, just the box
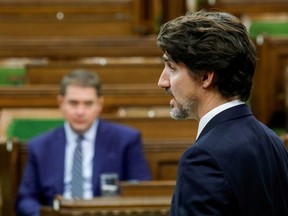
[162,54,171,63]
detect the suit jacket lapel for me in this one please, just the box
[92,119,108,195]
[51,127,66,194]
[197,104,252,141]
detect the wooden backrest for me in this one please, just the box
[0,108,197,142]
[0,35,162,59]
[0,84,169,112]
[25,57,163,85]
[0,0,143,37]
[0,0,162,59]
[250,36,288,125]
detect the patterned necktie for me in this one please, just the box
[71,135,84,199]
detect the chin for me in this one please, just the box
[71,125,88,134]
[170,109,189,120]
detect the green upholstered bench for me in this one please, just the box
[7,119,64,142]
[0,67,26,86]
[249,21,288,38]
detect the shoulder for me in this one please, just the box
[99,119,140,136]
[27,126,65,150]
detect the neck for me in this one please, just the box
[197,93,239,120]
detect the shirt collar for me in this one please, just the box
[64,120,98,144]
[196,100,245,140]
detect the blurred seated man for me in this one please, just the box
[15,69,151,216]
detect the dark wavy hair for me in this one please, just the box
[156,10,256,102]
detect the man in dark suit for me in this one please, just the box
[157,10,288,216]
[15,69,151,216]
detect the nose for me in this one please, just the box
[76,104,86,115]
[158,69,170,88]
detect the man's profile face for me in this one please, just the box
[158,54,201,120]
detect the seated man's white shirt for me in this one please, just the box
[63,120,98,199]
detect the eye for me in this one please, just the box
[167,62,176,71]
[85,101,93,107]
[69,100,78,107]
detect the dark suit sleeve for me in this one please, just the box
[123,131,151,180]
[15,142,40,216]
[172,145,236,216]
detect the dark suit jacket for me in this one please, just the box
[15,119,151,216]
[170,104,288,216]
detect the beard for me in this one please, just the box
[170,97,195,120]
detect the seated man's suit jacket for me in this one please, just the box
[170,104,288,216]
[16,119,151,216]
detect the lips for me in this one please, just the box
[170,98,175,107]
[75,119,85,124]
[164,88,175,107]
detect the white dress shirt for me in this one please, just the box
[63,120,98,199]
[196,100,245,140]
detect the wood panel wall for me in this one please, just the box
[251,36,288,125]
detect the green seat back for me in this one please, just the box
[0,67,26,86]
[7,119,64,142]
[249,21,288,38]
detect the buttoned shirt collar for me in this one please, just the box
[196,100,245,140]
[64,120,98,144]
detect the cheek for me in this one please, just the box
[172,79,196,101]
[171,75,187,94]
[171,86,187,104]
[59,105,74,118]
[88,105,102,117]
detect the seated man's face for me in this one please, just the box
[58,85,103,134]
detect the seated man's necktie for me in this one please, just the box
[71,135,84,199]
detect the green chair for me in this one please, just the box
[249,21,288,38]
[0,67,26,86]
[6,119,64,142]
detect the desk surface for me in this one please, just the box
[59,196,171,209]
[41,196,171,216]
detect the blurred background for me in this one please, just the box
[0,0,287,215]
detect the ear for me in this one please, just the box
[57,95,63,107]
[202,71,214,88]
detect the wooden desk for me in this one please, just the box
[41,196,171,216]
[120,180,175,197]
